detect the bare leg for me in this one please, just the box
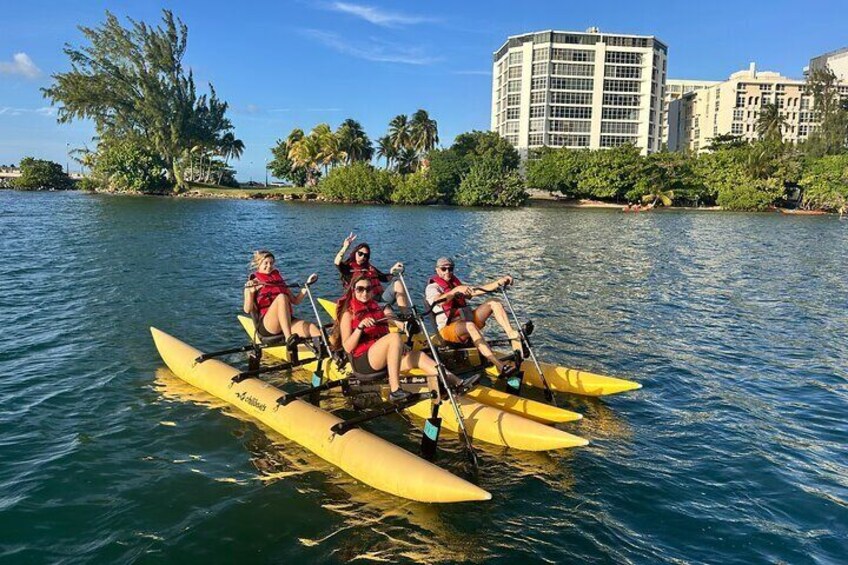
[400,350,447,402]
[366,333,404,392]
[291,319,321,339]
[454,321,506,373]
[477,300,521,352]
[262,294,293,338]
[392,279,410,312]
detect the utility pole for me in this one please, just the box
[265,159,269,187]
[66,143,70,175]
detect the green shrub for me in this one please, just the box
[92,136,169,193]
[526,147,585,195]
[454,158,527,207]
[716,177,784,211]
[576,145,642,200]
[318,162,394,203]
[799,154,848,210]
[11,157,74,190]
[426,148,467,202]
[390,169,441,204]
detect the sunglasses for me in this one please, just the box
[354,285,372,293]
[356,251,370,258]
[439,266,454,272]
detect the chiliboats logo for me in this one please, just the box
[235,391,267,412]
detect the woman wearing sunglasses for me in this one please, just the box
[334,232,410,312]
[333,274,468,403]
[425,257,519,377]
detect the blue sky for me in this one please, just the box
[1,0,846,180]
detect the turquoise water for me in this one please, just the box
[1,190,846,563]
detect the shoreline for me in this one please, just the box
[2,186,840,214]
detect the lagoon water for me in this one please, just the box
[0,190,846,563]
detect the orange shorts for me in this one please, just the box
[438,309,486,344]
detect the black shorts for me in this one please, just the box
[257,314,299,338]
[351,352,381,375]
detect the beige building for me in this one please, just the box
[808,46,848,80]
[491,28,667,156]
[660,79,719,147]
[668,63,821,153]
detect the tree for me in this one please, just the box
[395,146,419,175]
[626,152,695,206]
[11,157,74,190]
[525,147,586,195]
[390,169,442,204]
[336,119,373,164]
[451,130,521,171]
[576,144,642,200]
[757,103,787,144]
[799,154,848,211]
[388,114,411,151]
[42,10,237,192]
[705,133,748,151]
[288,134,322,186]
[318,162,393,203]
[803,67,848,157]
[376,135,396,169]
[409,109,439,154]
[454,156,527,207]
[269,133,308,186]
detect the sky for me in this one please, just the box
[1,0,847,181]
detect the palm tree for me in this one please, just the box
[395,146,419,175]
[641,188,674,208]
[336,119,373,163]
[757,103,787,143]
[388,114,411,152]
[310,123,346,172]
[376,135,396,169]
[288,135,322,186]
[216,132,244,184]
[410,109,439,154]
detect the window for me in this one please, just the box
[531,77,548,90]
[799,125,810,136]
[548,120,591,133]
[530,91,546,104]
[505,134,518,145]
[604,65,642,79]
[504,121,519,133]
[507,94,521,106]
[529,105,546,118]
[551,91,593,104]
[550,106,592,119]
[604,79,641,92]
[550,77,594,90]
[507,81,521,92]
[551,63,594,76]
[534,47,550,61]
[800,97,810,110]
[532,62,548,75]
[733,109,744,120]
[551,48,595,62]
[761,84,772,91]
[736,94,745,108]
[529,119,545,132]
[761,96,771,106]
[603,93,640,106]
[600,135,637,147]
[731,123,743,135]
[528,134,545,146]
[601,121,639,134]
[602,107,639,120]
[506,107,520,119]
[508,51,523,65]
[799,111,815,123]
[548,134,590,147]
[508,67,522,79]
[605,51,642,65]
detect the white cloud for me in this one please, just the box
[0,53,42,79]
[303,29,439,65]
[0,106,56,117]
[452,70,491,76]
[327,2,434,27]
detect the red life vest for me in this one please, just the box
[252,269,292,318]
[348,298,388,358]
[345,259,384,297]
[428,274,467,324]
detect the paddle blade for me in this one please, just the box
[420,417,442,461]
[309,372,323,406]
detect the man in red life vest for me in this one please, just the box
[424,257,521,376]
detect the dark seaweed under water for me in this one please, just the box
[0,191,846,564]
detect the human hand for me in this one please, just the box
[358,317,377,329]
[390,262,404,275]
[343,232,356,248]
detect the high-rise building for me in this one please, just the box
[660,79,720,147]
[807,46,848,80]
[491,29,667,157]
[667,63,828,153]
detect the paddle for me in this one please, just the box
[498,284,557,405]
[394,267,480,476]
[302,273,333,402]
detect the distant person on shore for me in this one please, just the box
[424,257,520,377]
[334,232,410,312]
[243,250,322,345]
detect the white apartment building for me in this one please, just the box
[807,46,848,80]
[660,79,719,147]
[491,29,667,156]
[667,63,831,153]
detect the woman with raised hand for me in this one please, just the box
[243,250,322,345]
[334,232,410,313]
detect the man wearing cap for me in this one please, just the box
[424,257,520,376]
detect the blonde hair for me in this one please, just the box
[250,250,275,271]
